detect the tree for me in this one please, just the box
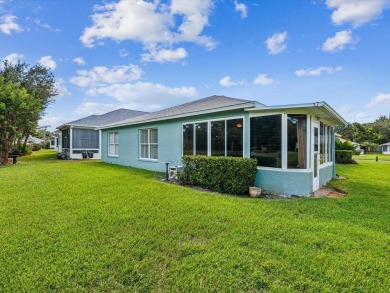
[0,77,41,165]
[0,60,57,152]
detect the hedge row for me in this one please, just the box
[179,155,258,194]
[335,150,354,164]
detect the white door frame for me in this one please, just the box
[312,119,320,191]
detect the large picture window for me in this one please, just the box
[320,122,325,164]
[227,119,243,157]
[250,115,282,168]
[183,118,243,157]
[73,129,99,149]
[108,132,118,156]
[183,124,194,156]
[196,122,208,155]
[140,128,158,160]
[320,123,333,164]
[211,121,225,156]
[287,115,307,169]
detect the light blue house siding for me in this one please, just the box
[99,96,347,196]
[255,170,313,196]
[102,109,250,172]
[102,108,334,196]
[319,164,334,187]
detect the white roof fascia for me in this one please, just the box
[99,102,257,130]
[246,101,347,126]
[57,124,100,130]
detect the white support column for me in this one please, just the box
[281,113,288,170]
[69,126,73,159]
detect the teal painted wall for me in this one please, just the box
[319,164,334,187]
[101,109,248,172]
[101,109,336,196]
[254,169,313,196]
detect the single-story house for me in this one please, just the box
[50,135,58,150]
[335,134,362,152]
[27,136,44,145]
[57,108,147,159]
[99,95,347,196]
[381,142,390,155]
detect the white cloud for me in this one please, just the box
[0,15,23,35]
[234,0,248,18]
[219,76,236,87]
[322,30,355,52]
[70,64,143,87]
[253,74,274,86]
[366,93,390,108]
[141,47,187,63]
[326,0,390,28]
[356,112,370,120]
[295,66,343,76]
[73,57,86,66]
[86,81,197,102]
[74,102,121,115]
[80,0,215,61]
[337,104,353,113]
[55,78,71,97]
[2,53,24,64]
[34,19,61,32]
[39,116,70,131]
[38,56,56,70]
[265,32,288,55]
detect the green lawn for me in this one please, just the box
[354,152,390,161]
[0,150,389,292]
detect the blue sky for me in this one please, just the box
[1,0,390,130]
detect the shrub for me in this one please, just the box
[179,155,258,194]
[335,139,356,151]
[335,150,354,164]
[31,143,41,151]
[9,145,32,156]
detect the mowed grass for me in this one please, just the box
[0,150,389,292]
[354,152,390,161]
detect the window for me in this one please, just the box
[226,119,243,157]
[73,129,99,149]
[319,123,333,164]
[195,122,207,155]
[250,115,282,168]
[183,118,243,157]
[108,132,118,156]
[140,128,158,160]
[287,115,307,169]
[211,120,225,156]
[183,124,194,155]
[320,122,325,164]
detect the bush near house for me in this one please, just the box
[180,155,258,194]
[335,150,354,164]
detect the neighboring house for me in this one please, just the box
[335,134,361,151]
[99,95,347,196]
[27,136,44,145]
[57,109,147,159]
[50,135,59,150]
[381,142,390,155]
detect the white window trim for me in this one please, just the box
[249,112,311,171]
[181,116,245,157]
[139,128,158,161]
[108,132,119,157]
[249,112,284,170]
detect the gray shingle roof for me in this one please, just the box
[102,95,260,128]
[58,108,148,129]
